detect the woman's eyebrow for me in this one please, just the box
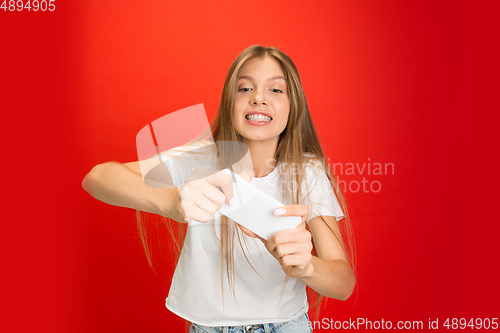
[238,75,286,81]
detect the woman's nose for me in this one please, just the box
[251,90,267,105]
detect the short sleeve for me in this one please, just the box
[302,163,345,223]
[159,155,186,187]
[158,141,219,187]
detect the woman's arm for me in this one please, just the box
[82,161,180,219]
[82,160,236,223]
[298,215,356,300]
[258,206,355,301]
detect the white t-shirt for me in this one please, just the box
[159,142,344,326]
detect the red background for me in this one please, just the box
[2,1,499,331]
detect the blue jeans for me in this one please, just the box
[189,313,312,333]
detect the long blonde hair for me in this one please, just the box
[137,45,356,318]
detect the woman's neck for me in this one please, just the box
[242,138,279,178]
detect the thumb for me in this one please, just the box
[273,204,309,226]
[237,172,252,182]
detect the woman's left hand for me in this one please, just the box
[238,204,313,279]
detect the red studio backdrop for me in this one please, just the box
[2,1,499,332]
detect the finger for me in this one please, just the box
[274,204,309,224]
[237,172,253,182]
[274,240,312,259]
[266,228,311,255]
[280,254,311,270]
[206,171,234,205]
[201,182,227,207]
[212,170,252,206]
[194,195,220,216]
[273,204,309,218]
[238,224,257,237]
[274,243,297,259]
[189,207,212,223]
[265,233,286,254]
[238,224,266,243]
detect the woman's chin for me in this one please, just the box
[240,135,280,145]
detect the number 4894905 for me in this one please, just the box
[1,0,56,11]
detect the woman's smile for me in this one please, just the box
[245,111,273,125]
[233,56,290,145]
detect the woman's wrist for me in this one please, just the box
[297,258,315,279]
[150,186,181,221]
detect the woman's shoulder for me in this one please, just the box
[175,139,216,151]
[302,153,326,172]
[159,139,216,157]
[297,154,335,201]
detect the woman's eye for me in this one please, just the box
[238,87,252,92]
[271,88,283,93]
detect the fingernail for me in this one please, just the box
[274,208,286,216]
[229,197,235,206]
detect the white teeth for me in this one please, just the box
[246,114,272,121]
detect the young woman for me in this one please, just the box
[83,45,356,332]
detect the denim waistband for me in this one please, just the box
[189,312,312,333]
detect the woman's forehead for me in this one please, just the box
[238,57,285,80]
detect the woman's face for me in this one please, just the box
[233,56,290,147]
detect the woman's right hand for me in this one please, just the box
[170,167,236,223]
[82,160,246,224]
